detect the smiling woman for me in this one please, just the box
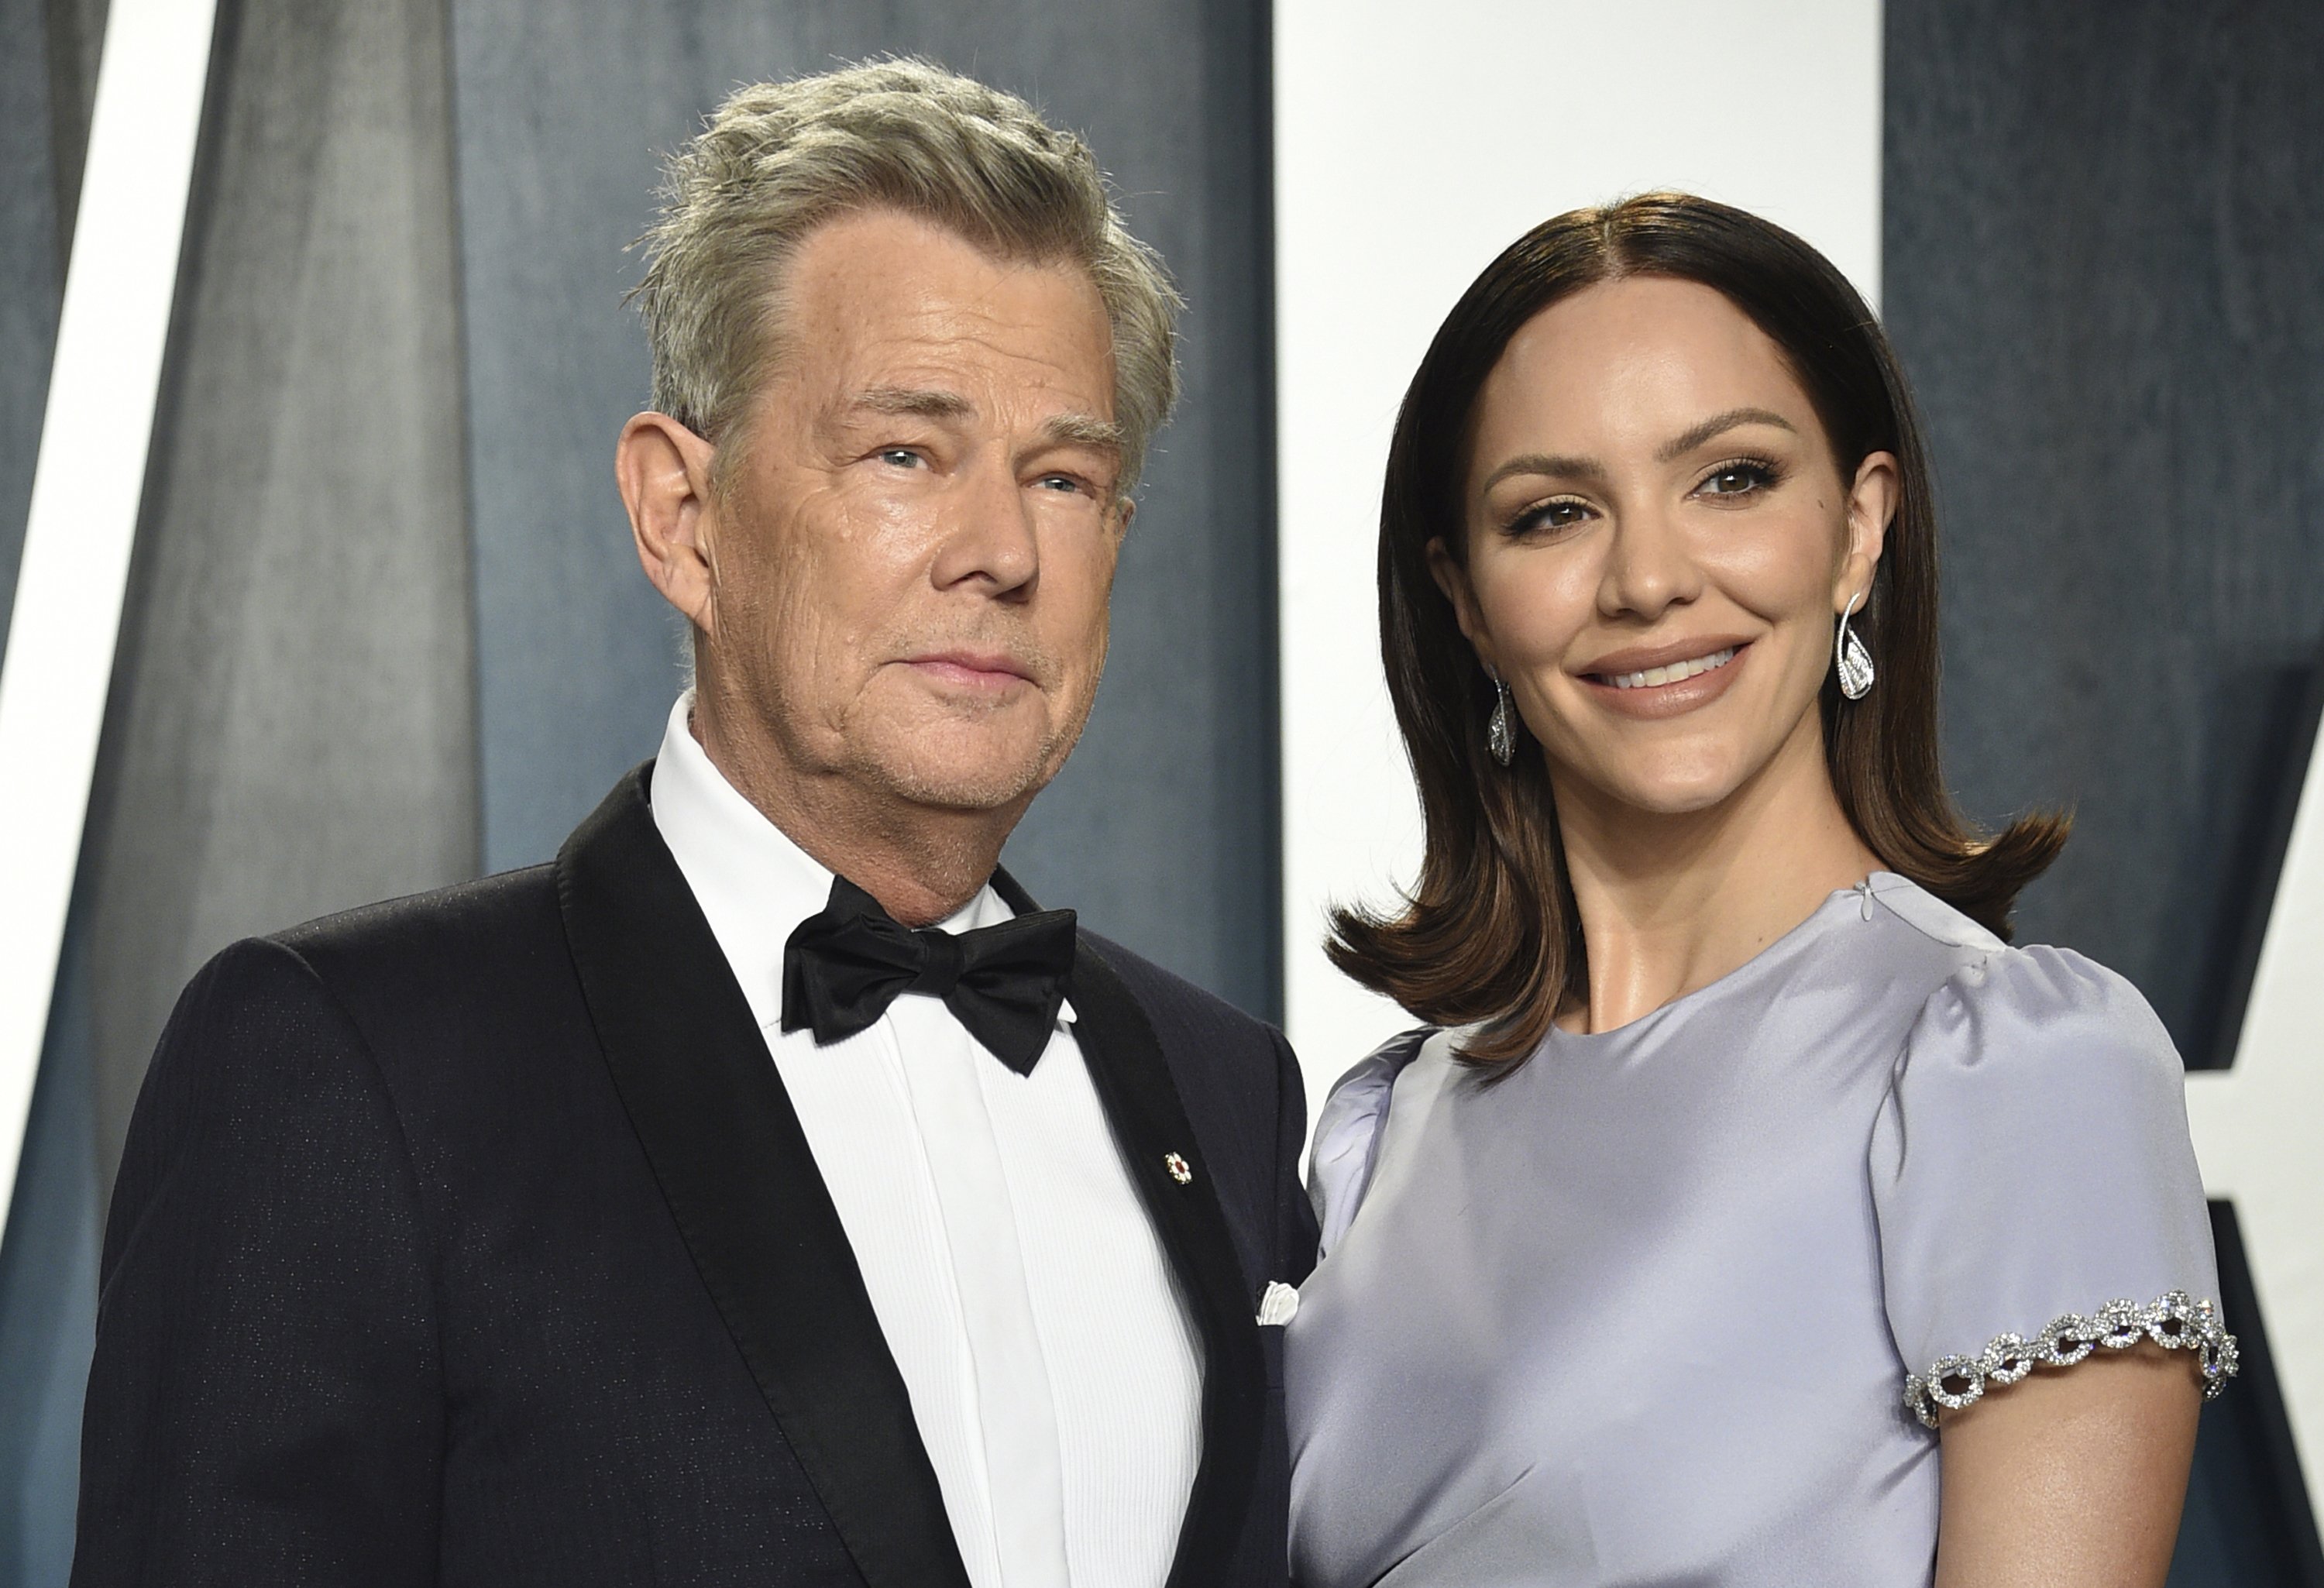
[1287,194,2235,1588]
[1333,194,2066,1063]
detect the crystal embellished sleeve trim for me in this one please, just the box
[1903,1291,2238,1429]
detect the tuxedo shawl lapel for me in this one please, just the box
[557,767,970,1588]
[992,871,1268,1588]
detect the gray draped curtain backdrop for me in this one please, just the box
[0,0,2315,1582]
[1886,1,2324,1578]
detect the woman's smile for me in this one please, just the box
[1581,639,1743,690]
[1575,638,1752,720]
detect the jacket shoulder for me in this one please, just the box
[270,864,563,985]
[1079,930,1281,1055]
[253,864,583,1074]
[274,861,556,950]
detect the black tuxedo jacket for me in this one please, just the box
[72,767,1317,1586]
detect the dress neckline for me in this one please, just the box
[1543,871,1910,1050]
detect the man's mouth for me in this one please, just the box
[1587,645,1740,691]
[903,651,1035,689]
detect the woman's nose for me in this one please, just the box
[1597,504,1702,620]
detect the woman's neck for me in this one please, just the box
[1551,714,1882,1033]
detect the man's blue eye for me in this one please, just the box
[880,449,922,469]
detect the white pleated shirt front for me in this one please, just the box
[648,696,1202,1588]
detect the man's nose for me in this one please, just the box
[930,456,1039,595]
[1597,502,1702,621]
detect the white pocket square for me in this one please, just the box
[1257,1280,1300,1327]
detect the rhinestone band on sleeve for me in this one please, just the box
[1903,1290,2238,1429]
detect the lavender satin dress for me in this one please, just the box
[1286,875,2233,1587]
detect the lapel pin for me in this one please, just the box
[1164,1151,1192,1185]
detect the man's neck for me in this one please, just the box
[690,703,1015,928]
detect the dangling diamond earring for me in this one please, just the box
[1487,674,1516,766]
[1834,589,1875,701]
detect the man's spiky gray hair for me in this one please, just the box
[632,58,1181,496]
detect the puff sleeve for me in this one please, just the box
[1307,1027,1434,1262]
[1869,945,2236,1428]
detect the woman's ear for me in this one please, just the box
[1836,449,1899,611]
[1425,534,1497,673]
[617,411,722,634]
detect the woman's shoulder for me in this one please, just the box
[1864,876,2178,1078]
[1862,871,2009,958]
[1900,931,2181,1091]
[1306,1025,1446,1261]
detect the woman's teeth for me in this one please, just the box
[1600,646,1738,690]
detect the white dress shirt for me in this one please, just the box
[648,696,1202,1588]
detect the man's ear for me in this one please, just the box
[1836,449,1899,613]
[617,412,721,634]
[1425,534,1497,674]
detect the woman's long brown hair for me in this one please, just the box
[1326,194,2068,1067]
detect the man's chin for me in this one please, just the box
[860,745,1064,816]
[834,699,1088,816]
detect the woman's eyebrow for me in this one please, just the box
[1477,451,1604,494]
[1655,406,1796,462]
[1477,406,1801,496]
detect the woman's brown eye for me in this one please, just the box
[1510,500,1589,536]
[1702,462,1773,497]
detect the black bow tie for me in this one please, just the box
[780,876,1078,1075]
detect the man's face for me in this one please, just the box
[696,208,1127,822]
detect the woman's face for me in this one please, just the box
[1432,275,1895,818]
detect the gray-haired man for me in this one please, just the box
[74,61,1313,1588]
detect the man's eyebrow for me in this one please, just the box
[851,386,976,420]
[1654,406,1797,462]
[845,389,1122,455]
[1040,412,1126,454]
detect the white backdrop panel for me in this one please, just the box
[1274,0,1884,1099]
